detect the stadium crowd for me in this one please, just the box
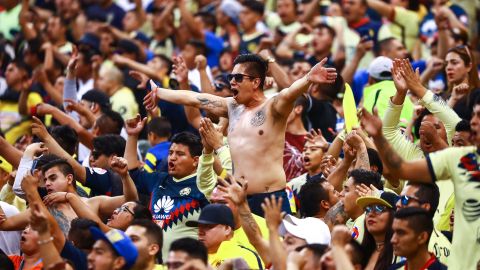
[0,0,479,269]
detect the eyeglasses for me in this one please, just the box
[214,82,229,91]
[227,73,257,83]
[400,195,423,206]
[365,205,387,214]
[116,205,134,216]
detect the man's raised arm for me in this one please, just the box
[145,80,229,118]
[272,58,337,117]
[359,108,432,183]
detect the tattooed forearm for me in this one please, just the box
[197,97,223,109]
[355,147,370,170]
[324,201,348,229]
[374,135,403,171]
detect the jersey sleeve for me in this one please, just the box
[129,168,161,194]
[144,151,158,173]
[426,148,455,181]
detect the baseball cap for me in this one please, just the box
[82,90,111,109]
[90,227,138,269]
[117,39,140,56]
[356,191,399,210]
[79,33,100,53]
[279,215,331,245]
[186,204,235,229]
[367,56,393,81]
[219,0,243,25]
[0,157,12,173]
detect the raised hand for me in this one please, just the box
[358,108,383,138]
[392,59,408,94]
[262,195,284,231]
[35,103,55,116]
[194,55,207,71]
[64,99,87,114]
[29,202,50,234]
[43,192,69,207]
[110,156,129,178]
[24,142,48,158]
[217,175,248,206]
[331,225,351,247]
[355,183,380,197]
[307,58,337,84]
[66,45,79,78]
[305,128,329,150]
[320,155,337,178]
[344,130,365,151]
[31,116,50,140]
[125,114,147,136]
[143,80,158,111]
[399,59,425,97]
[21,173,40,195]
[173,56,188,84]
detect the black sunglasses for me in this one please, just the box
[214,82,229,91]
[227,73,257,83]
[400,195,424,206]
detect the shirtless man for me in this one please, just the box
[145,54,337,214]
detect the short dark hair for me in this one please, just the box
[11,59,31,76]
[405,182,439,218]
[186,39,207,56]
[68,218,100,251]
[169,238,208,265]
[131,201,153,220]
[93,134,126,157]
[376,37,398,56]
[50,125,78,156]
[367,148,383,175]
[41,159,75,180]
[394,207,433,241]
[298,178,329,218]
[170,132,202,157]
[314,23,336,38]
[413,108,432,139]
[233,54,268,89]
[295,243,327,258]
[194,11,216,31]
[147,117,172,138]
[242,0,265,15]
[455,119,471,132]
[155,54,173,75]
[96,109,125,135]
[348,169,384,190]
[34,154,62,171]
[130,219,164,263]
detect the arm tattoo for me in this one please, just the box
[239,207,263,237]
[250,108,266,127]
[197,97,223,109]
[376,135,403,170]
[355,148,370,170]
[324,201,349,226]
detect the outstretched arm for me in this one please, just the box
[359,108,432,183]
[272,58,337,117]
[145,80,229,118]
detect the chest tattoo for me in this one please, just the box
[250,108,266,127]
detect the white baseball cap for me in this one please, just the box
[279,215,331,245]
[367,56,393,81]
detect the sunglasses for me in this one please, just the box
[226,73,257,83]
[400,195,423,206]
[365,205,387,214]
[116,205,134,215]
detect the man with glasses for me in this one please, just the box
[146,53,337,215]
[396,183,451,265]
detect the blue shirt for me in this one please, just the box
[144,141,171,173]
[204,31,224,68]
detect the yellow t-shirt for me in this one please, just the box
[110,86,139,120]
[437,193,455,231]
[0,92,43,144]
[390,6,420,52]
[428,227,452,266]
[346,213,365,243]
[208,240,263,269]
[232,214,269,266]
[427,146,480,269]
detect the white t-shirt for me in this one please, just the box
[0,201,21,255]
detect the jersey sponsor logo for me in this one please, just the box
[179,187,191,196]
[154,196,174,214]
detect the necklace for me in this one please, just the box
[376,242,385,251]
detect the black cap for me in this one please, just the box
[86,6,107,22]
[117,39,140,56]
[82,90,111,109]
[79,33,100,52]
[186,204,235,229]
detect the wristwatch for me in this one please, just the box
[266,57,276,63]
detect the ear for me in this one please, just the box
[417,231,429,245]
[294,105,303,115]
[253,78,262,90]
[320,200,331,211]
[148,243,160,257]
[113,256,127,270]
[193,156,199,168]
[66,174,74,186]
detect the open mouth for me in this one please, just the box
[20,236,26,243]
[232,89,239,98]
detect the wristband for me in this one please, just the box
[37,236,54,245]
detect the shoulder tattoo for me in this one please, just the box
[49,207,71,235]
[250,108,266,127]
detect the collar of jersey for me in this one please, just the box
[173,173,197,182]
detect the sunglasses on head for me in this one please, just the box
[214,82,229,91]
[226,73,257,83]
[400,195,423,206]
[365,204,387,214]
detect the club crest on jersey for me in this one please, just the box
[179,187,191,196]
